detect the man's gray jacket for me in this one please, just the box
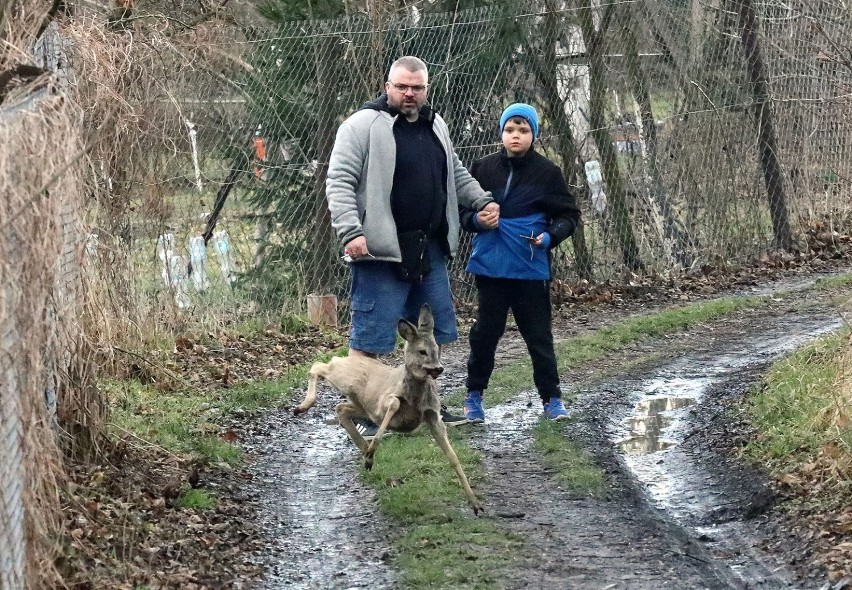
[326,100,492,262]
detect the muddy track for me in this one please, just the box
[247,276,847,589]
[460,304,840,590]
[243,407,397,589]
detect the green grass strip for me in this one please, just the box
[744,327,850,476]
[533,420,606,496]
[361,431,523,588]
[105,348,340,463]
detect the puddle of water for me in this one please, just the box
[607,315,842,586]
[615,374,709,459]
[618,396,696,455]
[615,320,842,466]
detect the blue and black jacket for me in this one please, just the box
[460,147,580,280]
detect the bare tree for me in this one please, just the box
[737,0,793,250]
[309,28,343,293]
[622,5,694,268]
[577,0,644,272]
[524,0,594,280]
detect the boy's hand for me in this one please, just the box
[534,233,551,249]
[520,232,551,248]
[477,203,500,229]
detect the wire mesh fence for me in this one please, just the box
[0,19,94,588]
[0,89,69,590]
[80,0,851,327]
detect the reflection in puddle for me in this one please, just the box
[604,316,842,586]
[618,396,696,454]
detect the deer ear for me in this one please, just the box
[398,318,418,341]
[418,304,434,331]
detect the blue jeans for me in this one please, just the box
[349,242,458,355]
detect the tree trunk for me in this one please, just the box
[529,1,593,280]
[737,0,793,250]
[578,0,645,272]
[365,0,388,97]
[309,31,341,294]
[0,0,12,35]
[622,9,694,268]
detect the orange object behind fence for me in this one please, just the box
[253,132,266,179]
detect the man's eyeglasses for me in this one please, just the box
[388,82,428,94]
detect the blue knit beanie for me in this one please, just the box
[499,103,539,139]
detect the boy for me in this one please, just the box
[459,103,581,422]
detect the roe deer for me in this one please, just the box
[293,304,482,514]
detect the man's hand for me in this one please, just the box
[477,202,500,230]
[344,236,371,259]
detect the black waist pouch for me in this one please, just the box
[395,230,432,283]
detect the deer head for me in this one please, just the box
[398,304,444,380]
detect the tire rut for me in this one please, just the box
[468,399,731,589]
[243,395,397,589]
[436,286,842,589]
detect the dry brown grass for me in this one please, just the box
[1,1,47,63]
[61,14,251,346]
[1,94,78,588]
[1,6,110,583]
[2,7,248,586]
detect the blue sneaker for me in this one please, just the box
[543,397,571,421]
[464,391,485,423]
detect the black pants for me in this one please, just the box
[465,276,561,402]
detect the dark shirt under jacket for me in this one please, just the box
[391,117,448,237]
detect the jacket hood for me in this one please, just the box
[359,94,436,123]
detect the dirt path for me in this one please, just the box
[243,405,397,589]
[246,273,848,589]
[451,303,840,590]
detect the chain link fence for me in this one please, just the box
[90,0,851,326]
[0,19,96,588]
[0,92,61,590]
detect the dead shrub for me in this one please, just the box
[0,95,93,587]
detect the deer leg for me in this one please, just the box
[425,410,483,515]
[293,361,330,415]
[363,396,400,470]
[336,402,371,455]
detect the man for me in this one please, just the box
[326,55,499,434]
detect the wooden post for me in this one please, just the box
[307,294,338,327]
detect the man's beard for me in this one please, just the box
[393,97,421,117]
